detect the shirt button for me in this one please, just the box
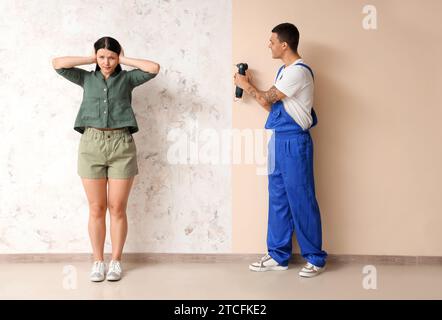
[107,135,111,138]
[104,88,107,91]
[104,111,107,114]
[104,99,107,103]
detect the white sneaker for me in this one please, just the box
[298,262,325,278]
[90,260,106,282]
[106,260,122,281]
[249,254,288,272]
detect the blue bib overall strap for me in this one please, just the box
[275,64,285,80]
[295,63,318,127]
[265,63,327,268]
[295,62,314,80]
[264,63,318,132]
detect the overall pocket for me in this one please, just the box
[287,134,309,159]
[285,134,312,186]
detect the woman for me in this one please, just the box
[52,36,160,282]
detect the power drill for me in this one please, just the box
[235,63,248,99]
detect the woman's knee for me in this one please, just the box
[89,202,107,219]
[108,202,127,218]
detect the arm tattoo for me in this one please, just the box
[249,88,257,98]
[263,86,279,104]
[245,84,257,98]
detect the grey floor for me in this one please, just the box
[1,261,441,299]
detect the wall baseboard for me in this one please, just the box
[0,253,441,265]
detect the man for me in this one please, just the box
[234,23,327,277]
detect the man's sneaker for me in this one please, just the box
[90,260,106,282]
[106,260,122,281]
[249,254,288,272]
[298,262,325,278]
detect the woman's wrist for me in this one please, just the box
[119,56,127,66]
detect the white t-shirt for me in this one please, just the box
[274,59,314,130]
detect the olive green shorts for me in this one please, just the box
[78,127,138,179]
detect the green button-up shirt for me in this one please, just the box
[55,67,157,134]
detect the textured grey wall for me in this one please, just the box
[0,0,232,253]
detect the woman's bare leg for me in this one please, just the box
[81,178,108,261]
[107,177,134,261]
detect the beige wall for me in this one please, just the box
[233,0,442,256]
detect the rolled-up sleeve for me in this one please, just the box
[126,69,157,88]
[54,67,88,87]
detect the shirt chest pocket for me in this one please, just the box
[110,99,134,121]
[80,98,100,119]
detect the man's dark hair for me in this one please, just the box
[271,23,300,53]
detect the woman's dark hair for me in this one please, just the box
[94,36,122,73]
[271,23,300,53]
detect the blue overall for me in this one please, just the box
[264,63,327,268]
